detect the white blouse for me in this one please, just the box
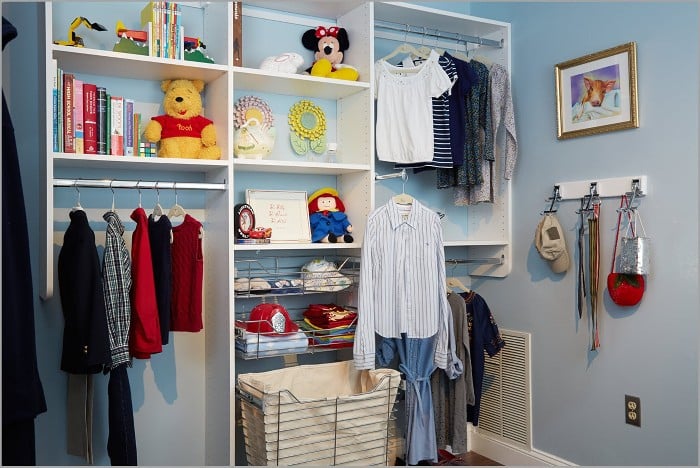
[374,50,452,164]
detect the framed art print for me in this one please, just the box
[555,42,638,139]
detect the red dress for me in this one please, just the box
[130,207,162,358]
[170,214,204,332]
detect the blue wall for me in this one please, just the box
[3,1,698,466]
[466,2,698,465]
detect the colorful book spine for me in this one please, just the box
[62,73,75,153]
[51,59,58,152]
[106,94,111,155]
[96,87,107,155]
[73,79,84,154]
[124,99,135,156]
[83,83,97,154]
[57,67,63,151]
[134,113,141,156]
[110,95,124,156]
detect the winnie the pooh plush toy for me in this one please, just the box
[144,79,221,159]
[301,26,359,81]
[308,187,354,243]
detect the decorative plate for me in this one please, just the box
[233,96,276,159]
[288,99,327,155]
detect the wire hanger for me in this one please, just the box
[71,180,83,212]
[413,27,433,59]
[392,169,413,205]
[449,33,470,62]
[110,180,116,212]
[153,181,164,219]
[168,182,187,219]
[446,261,470,293]
[136,179,143,208]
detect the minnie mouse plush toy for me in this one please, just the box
[301,26,359,81]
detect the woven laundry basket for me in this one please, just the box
[238,360,401,466]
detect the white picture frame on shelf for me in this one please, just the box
[246,189,311,243]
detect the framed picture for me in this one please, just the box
[555,42,638,139]
[246,189,311,243]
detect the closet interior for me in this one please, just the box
[41,1,513,465]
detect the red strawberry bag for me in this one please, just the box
[607,195,645,306]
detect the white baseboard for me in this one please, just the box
[469,430,576,466]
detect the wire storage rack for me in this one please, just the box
[237,361,402,466]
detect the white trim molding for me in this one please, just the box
[470,429,576,466]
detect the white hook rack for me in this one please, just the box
[552,175,647,200]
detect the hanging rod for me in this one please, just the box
[374,20,503,49]
[446,255,504,266]
[53,178,227,191]
[374,168,407,181]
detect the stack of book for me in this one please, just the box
[52,60,151,157]
[141,1,183,59]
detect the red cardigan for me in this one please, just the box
[130,207,162,358]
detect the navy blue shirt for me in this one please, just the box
[461,291,505,426]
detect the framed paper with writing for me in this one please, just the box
[245,189,311,243]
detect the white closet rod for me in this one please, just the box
[374,20,503,49]
[53,178,227,191]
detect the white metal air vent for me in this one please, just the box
[477,329,532,450]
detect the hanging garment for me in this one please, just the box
[130,207,162,358]
[107,364,137,465]
[102,210,132,368]
[377,333,438,465]
[431,292,476,454]
[170,214,204,332]
[437,58,492,192]
[2,16,47,466]
[394,53,457,170]
[462,291,505,426]
[102,211,137,465]
[148,213,173,345]
[354,199,458,373]
[374,50,452,164]
[58,209,111,462]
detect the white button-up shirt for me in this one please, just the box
[353,199,452,370]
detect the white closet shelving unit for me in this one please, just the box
[41,1,512,465]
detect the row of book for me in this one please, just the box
[52,60,156,157]
[141,1,183,59]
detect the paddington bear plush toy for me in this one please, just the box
[308,187,354,243]
[301,26,359,81]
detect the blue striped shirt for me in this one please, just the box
[354,199,451,370]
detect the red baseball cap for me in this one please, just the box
[246,303,299,336]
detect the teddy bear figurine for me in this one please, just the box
[301,26,359,81]
[144,79,221,159]
[308,187,354,243]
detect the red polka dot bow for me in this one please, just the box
[315,26,339,38]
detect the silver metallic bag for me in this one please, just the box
[618,210,650,275]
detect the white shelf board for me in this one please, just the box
[233,66,370,99]
[53,153,229,173]
[234,242,361,251]
[443,240,509,247]
[52,45,228,82]
[242,1,367,21]
[233,158,370,175]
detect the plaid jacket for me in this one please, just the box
[102,211,132,367]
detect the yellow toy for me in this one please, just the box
[301,26,359,81]
[144,79,221,159]
[53,17,107,47]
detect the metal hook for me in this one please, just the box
[174,181,178,205]
[400,168,408,194]
[542,185,561,214]
[155,181,160,203]
[74,179,81,207]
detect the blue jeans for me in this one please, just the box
[377,333,437,465]
[107,364,137,465]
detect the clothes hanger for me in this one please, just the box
[110,180,116,213]
[71,180,83,212]
[380,25,429,64]
[446,276,471,293]
[448,34,470,62]
[168,182,187,219]
[136,179,143,208]
[392,169,413,205]
[152,181,164,219]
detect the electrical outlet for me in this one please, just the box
[625,395,641,427]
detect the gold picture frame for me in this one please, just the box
[555,42,638,139]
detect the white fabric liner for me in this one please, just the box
[238,360,401,466]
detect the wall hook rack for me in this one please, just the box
[550,175,647,201]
